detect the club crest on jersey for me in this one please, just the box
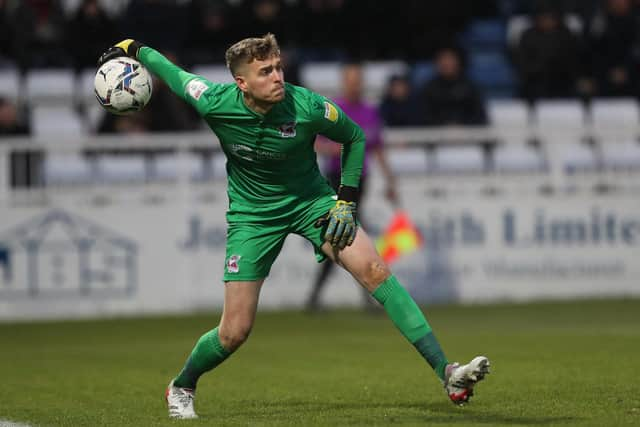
[324,101,339,122]
[279,121,297,137]
[226,255,241,273]
[186,79,208,101]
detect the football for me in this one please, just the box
[94,57,153,115]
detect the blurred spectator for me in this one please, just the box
[297,0,347,61]
[146,52,200,132]
[8,0,69,69]
[501,0,600,18]
[560,0,601,21]
[184,0,237,65]
[471,0,501,17]
[147,77,200,132]
[306,62,398,312]
[238,0,297,47]
[120,0,188,54]
[0,0,14,66]
[514,7,581,101]
[404,0,474,60]
[587,0,640,97]
[98,111,150,134]
[0,96,39,188]
[419,48,488,126]
[67,0,118,72]
[340,1,391,59]
[379,74,421,127]
[280,48,301,86]
[0,97,30,136]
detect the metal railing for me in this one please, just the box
[1,125,639,204]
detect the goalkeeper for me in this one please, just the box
[98,34,490,419]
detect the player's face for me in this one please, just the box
[236,55,285,104]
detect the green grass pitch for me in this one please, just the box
[1,299,639,426]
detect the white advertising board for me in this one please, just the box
[0,190,361,321]
[363,178,640,304]
[0,179,638,321]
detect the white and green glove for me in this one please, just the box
[322,185,359,249]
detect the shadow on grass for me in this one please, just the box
[419,401,579,425]
[202,399,580,425]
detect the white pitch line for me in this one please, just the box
[0,420,33,427]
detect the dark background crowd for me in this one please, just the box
[1,0,640,137]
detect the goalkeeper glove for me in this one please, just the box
[97,39,146,66]
[323,185,359,249]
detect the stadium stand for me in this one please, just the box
[486,98,530,127]
[0,0,637,191]
[590,98,640,129]
[468,51,517,98]
[300,61,407,102]
[154,152,208,181]
[84,104,107,133]
[493,142,545,173]
[96,154,147,183]
[601,139,640,170]
[506,13,584,47]
[533,100,586,128]
[362,61,409,101]
[0,68,21,101]
[191,65,235,85]
[385,148,429,175]
[80,68,99,104]
[25,69,76,106]
[410,61,437,91]
[460,19,506,50]
[433,145,485,174]
[43,153,94,186]
[31,105,86,136]
[559,140,600,174]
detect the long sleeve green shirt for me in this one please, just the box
[138,47,365,213]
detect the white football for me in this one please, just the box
[94,57,153,115]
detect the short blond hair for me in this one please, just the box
[225,33,281,76]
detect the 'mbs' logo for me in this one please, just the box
[226,255,241,273]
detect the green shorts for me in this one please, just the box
[222,193,337,281]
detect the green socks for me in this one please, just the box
[372,275,449,380]
[173,327,231,389]
[173,277,448,388]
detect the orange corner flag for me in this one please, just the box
[375,211,423,264]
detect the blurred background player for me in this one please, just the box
[306,62,399,312]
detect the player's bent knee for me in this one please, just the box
[219,323,253,351]
[364,260,391,289]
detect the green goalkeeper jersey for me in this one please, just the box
[138,47,365,215]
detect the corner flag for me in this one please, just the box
[375,211,423,264]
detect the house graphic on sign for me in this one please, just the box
[0,209,137,298]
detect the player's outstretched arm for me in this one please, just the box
[98,39,217,116]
